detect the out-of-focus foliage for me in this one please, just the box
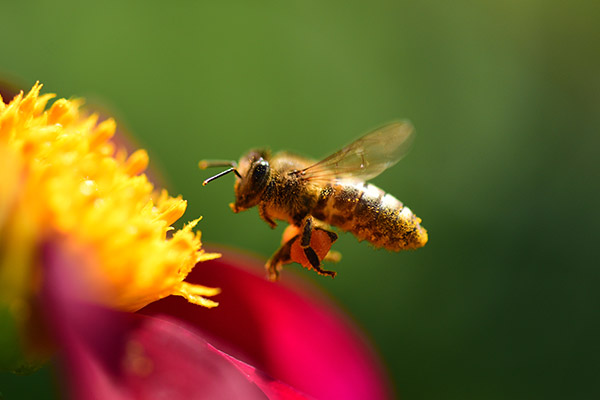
[1,1,598,398]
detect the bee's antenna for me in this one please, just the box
[198,160,238,169]
[202,167,241,185]
[199,160,242,185]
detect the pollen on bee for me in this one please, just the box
[289,229,335,270]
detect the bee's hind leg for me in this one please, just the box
[267,218,340,281]
[303,247,337,278]
[300,217,338,278]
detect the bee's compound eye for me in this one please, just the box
[252,159,270,184]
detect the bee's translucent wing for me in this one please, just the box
[299,121,415,183]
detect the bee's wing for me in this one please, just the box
[300,121,415,184]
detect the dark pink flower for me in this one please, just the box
[43,241,392,399]
[142,250,392,400]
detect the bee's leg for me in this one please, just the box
[267,220,339,280]
[265,234,298,281]
[300,217,337,278]
[300,216,314,247]
[303,248,337,278]
[259,203,277,229]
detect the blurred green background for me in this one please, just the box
[1,0,599,398]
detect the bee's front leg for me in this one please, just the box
[259,203,277,229]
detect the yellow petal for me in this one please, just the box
[0,83,220,313]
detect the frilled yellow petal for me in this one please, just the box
[174,282,222,308]
[0,82,219,313]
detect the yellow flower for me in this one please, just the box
[0,83,220,316]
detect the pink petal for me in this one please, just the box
[141,250,393,400]
[41,241,310,400]
[209,343,309,400]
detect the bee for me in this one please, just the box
[199,121,428,281]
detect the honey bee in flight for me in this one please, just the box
[199,121,428,281]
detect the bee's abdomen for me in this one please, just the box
[312,183,428,250]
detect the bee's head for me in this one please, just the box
[198,150,272,213]
[231,150,271,212]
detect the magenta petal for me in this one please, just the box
[41,241,311,400]
[209,343,310,400]
[141,251,393,400]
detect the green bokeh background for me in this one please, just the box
[1,1,599,398]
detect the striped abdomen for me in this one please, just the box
[312,182,428,251]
